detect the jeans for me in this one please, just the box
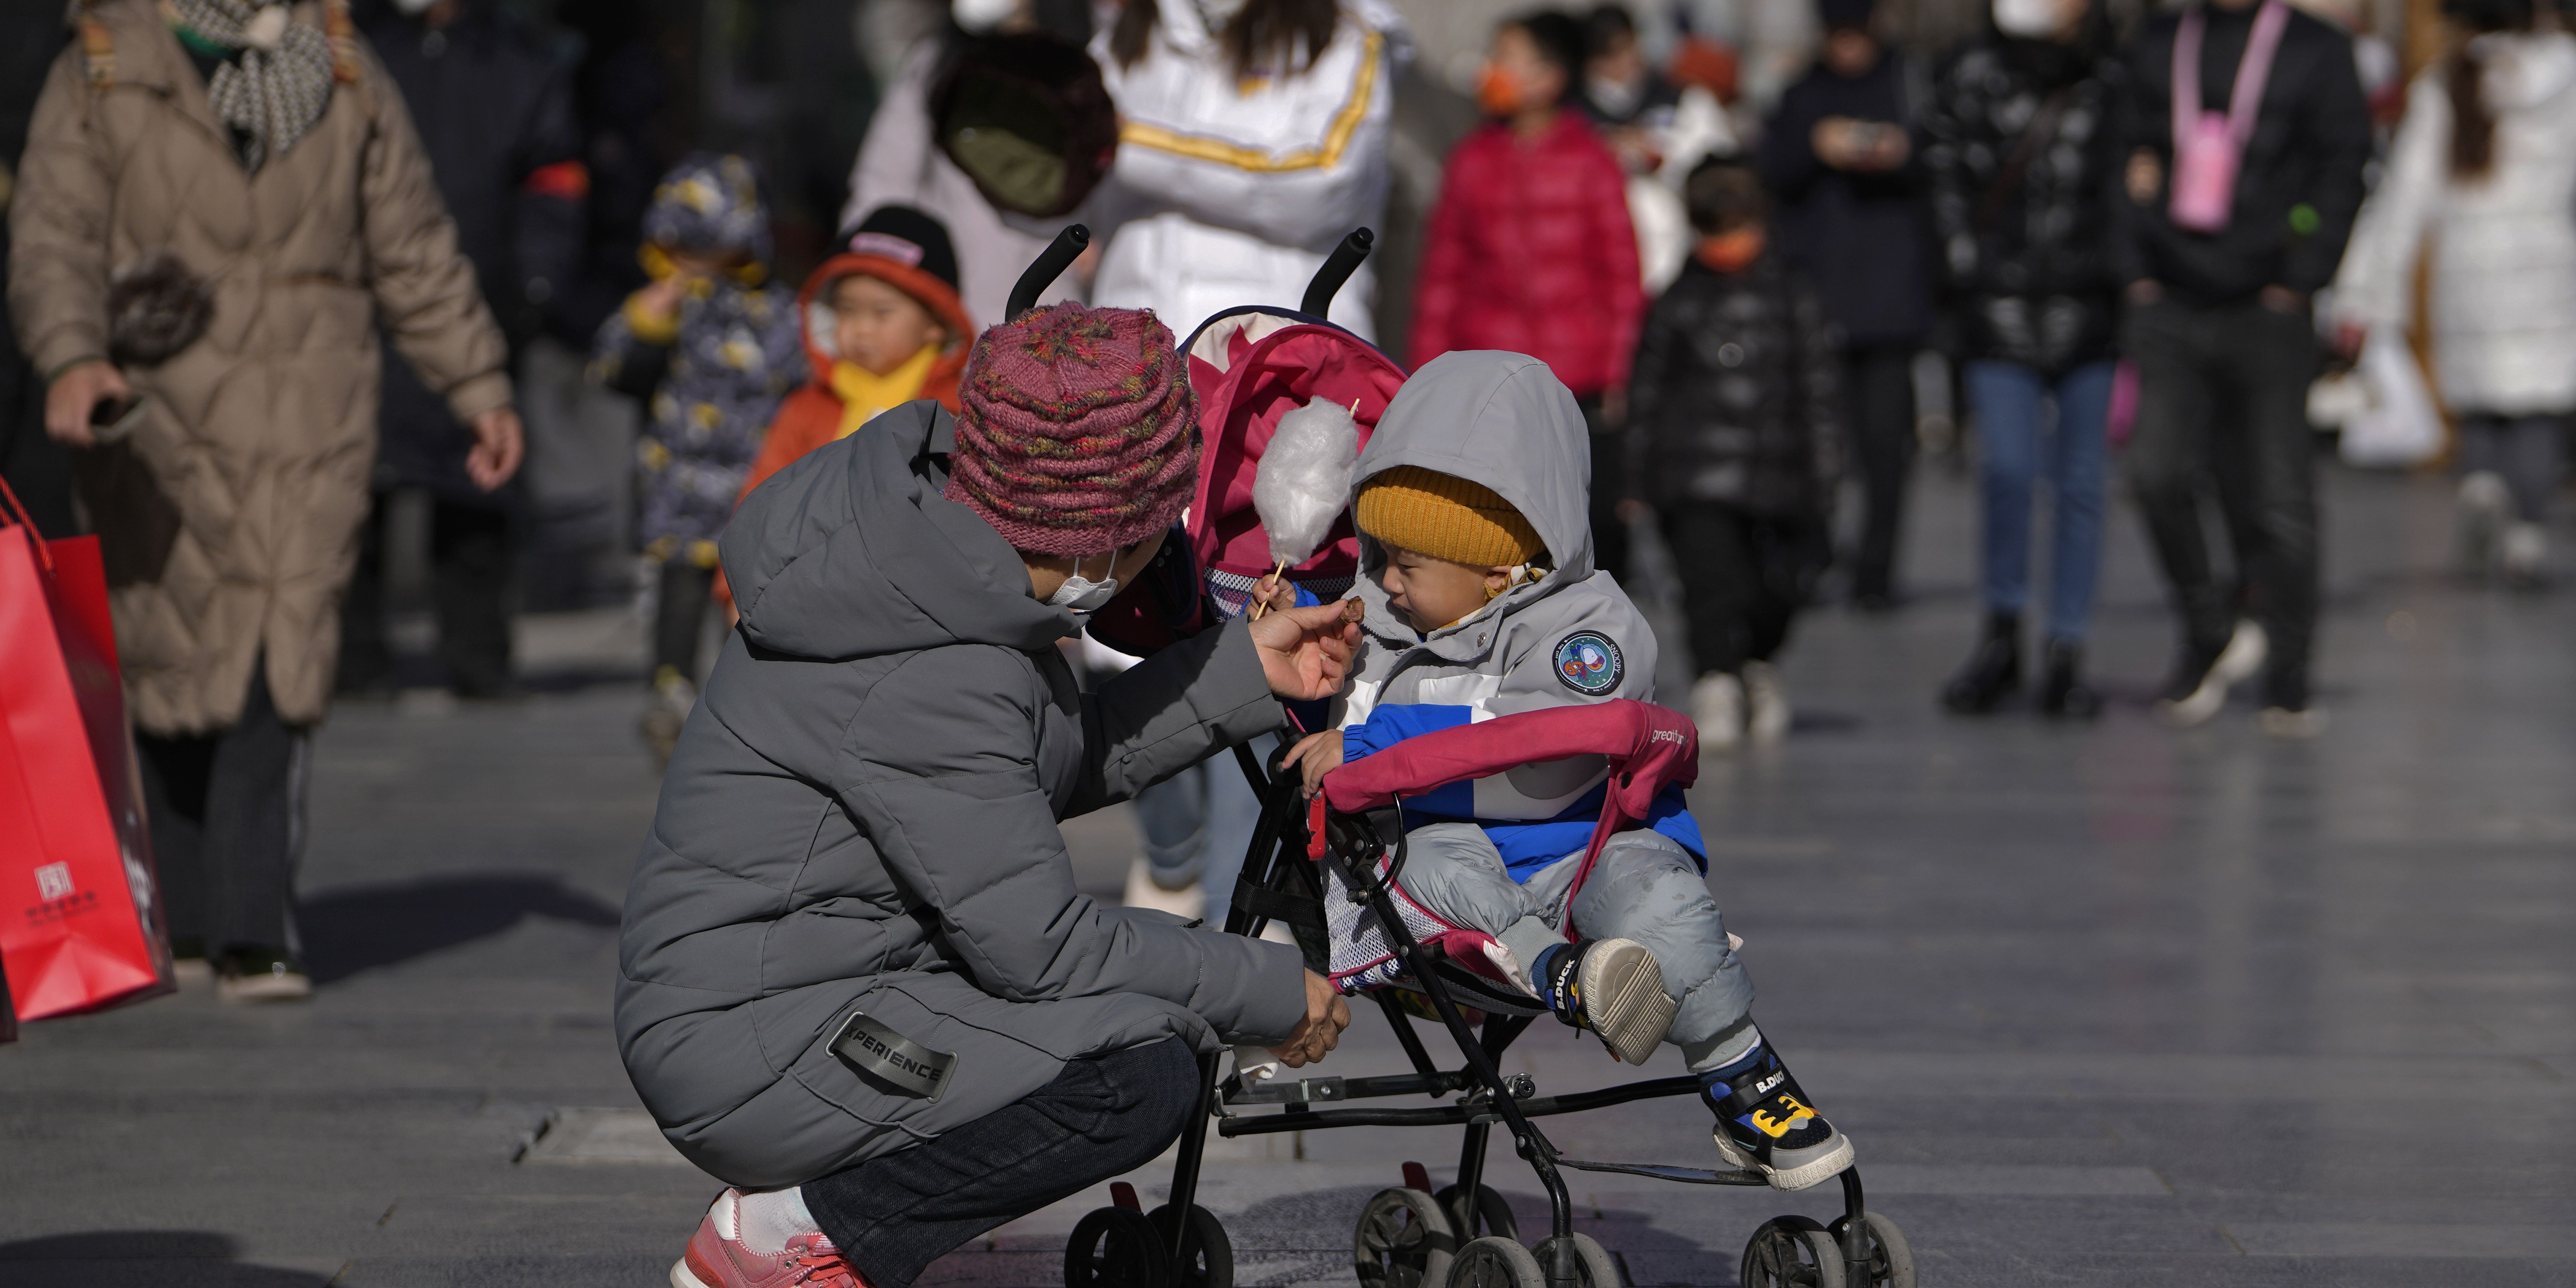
[1659,501,1812,676]
[1966,360,2115,644]
[2457,412,2566,522]
[1133,735,1273,917]
[1841,344,1918,601]
[2124,298,2320,707]
[802,1038,1201,1288]
[137,664,310,957]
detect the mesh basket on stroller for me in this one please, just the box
[1015,229,1913,1288]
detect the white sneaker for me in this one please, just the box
[2460,472,2510,573]
[1691,672,1744,751]
[2213,619,2267,687]
[1121,857,1206,921]
[1743,661,1792,744]
[2501,522,2548,586]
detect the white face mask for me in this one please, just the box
[1044,551,1122,622]
[392,0,439,14]
[953,0,1019,34]
[1586,73,1645,119]
[1993,0,2068,38]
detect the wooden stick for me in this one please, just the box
[1247,558,1289,621]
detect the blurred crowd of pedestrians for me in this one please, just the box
[3,0,2561,993]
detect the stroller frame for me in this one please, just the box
[1133,744,1893,1288]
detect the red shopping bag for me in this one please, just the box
[0,478,173,1019]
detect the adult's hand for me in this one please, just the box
[43,360,131,448]
[1269,969,1352,1068]
[466,406,525,492]
[1249,599,1361,701]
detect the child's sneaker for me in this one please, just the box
[1743,661,1792,743]
[1690,672,1744,750]
[673,1190,863,1288]
[1534,939,1677,1065]
[1701,1044,1853,1191]
[643,666,697,766]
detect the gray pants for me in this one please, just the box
[1395,823,1755,1067]
[2458,413,2565,522]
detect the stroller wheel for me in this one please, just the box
[1354,1186,1456,1288]
[1433,1183,1519,1242]
[1536,1234,1619,1287]
[1065,1206,1173,1288]
[1445,1235,1544,1288]
[1741,1215,1845,1288]
[1149,1202,1234,1288]
[1825,1212,1914,1288]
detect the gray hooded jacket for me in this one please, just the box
[1334,352,1666,868]
[614,401,1306,1189]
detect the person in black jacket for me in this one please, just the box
[2110,0,2367,733]
[1924,0,2124,718]
[1627,158,1844,749]
[1760,0,1933,611]
[340,0,586,699]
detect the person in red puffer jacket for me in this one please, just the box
[1411,10,1644,581]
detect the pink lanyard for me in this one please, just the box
[2172,0,2292,152]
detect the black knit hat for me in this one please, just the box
[1818,0,1876,31]
[839,205,961,294]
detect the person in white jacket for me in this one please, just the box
[2332,0,2576,584]
[843,1,1089,330]
[1087,0,1412,339]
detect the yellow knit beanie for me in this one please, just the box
[1354,466,1546,569]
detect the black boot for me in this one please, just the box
[1940,612,2022,714]
[2038,639,2102,719]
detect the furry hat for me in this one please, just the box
[106,252,215,368]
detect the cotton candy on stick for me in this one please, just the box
[1247,398,1362,619]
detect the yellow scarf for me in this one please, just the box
[829,347,940,439]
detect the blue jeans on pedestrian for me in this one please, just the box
[1966,359,2115,644]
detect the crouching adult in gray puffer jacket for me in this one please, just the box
[617,303,1357,1288]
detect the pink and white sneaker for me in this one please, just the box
[671,1190,864,1288]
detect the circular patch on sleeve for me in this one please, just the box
[1552,631,1625,696]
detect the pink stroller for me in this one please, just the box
[999,228,1910,1288]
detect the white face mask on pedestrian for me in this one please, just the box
[1043,550,1123,623]
[1993,0,2072,38]
[391,0,440,15]
[952,0,1020,34]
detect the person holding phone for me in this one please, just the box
[1760,0,1936,612]
[11,0,524,1002]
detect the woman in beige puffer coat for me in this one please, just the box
[8,0,519,998]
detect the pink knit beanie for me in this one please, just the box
[946,302,1200,557]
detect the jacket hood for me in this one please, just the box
[1347,351,1593,647]
[720,401,1072,659]
[796,250,981,385]
[644,153,774,265]
[2475,31,2576,112]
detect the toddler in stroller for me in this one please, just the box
[1277,350,1850,1193]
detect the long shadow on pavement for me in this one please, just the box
[0,1233,333,1287]
[300,873,620,983]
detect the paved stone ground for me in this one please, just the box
[3,462,2571,1287]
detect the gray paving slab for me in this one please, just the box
[2,462,2572,1287]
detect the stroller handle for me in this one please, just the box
[1005,225,1089,321]
[1300,227,1374,318]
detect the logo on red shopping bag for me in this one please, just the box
[33,864,73,902]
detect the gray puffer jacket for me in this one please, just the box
[615,401,1306,1189]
